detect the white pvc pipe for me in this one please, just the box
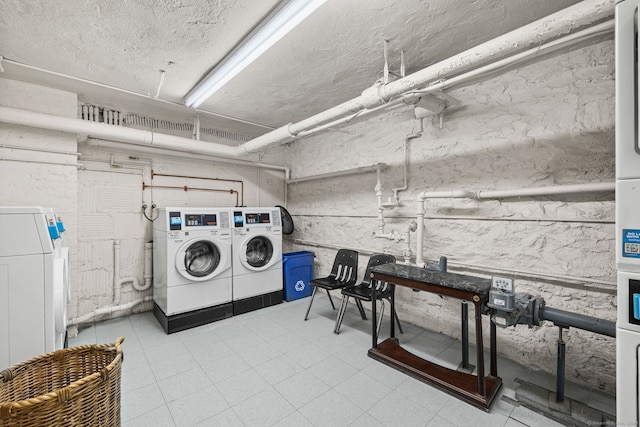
[414,182,615,268]
[68,240,152,326]
[0,105,238,157]
[392,119,423,204]
[1,157,80,167]
[375,165,385,234]
[143,242,153,291]
[290,238,616,290]
[113,240,140,303]
[475,182,615,199]
[403,220,417,264]
[69,296,153,326]
[85,138,288,173]
[238,0,614,154]
[419,190,476,199]
[448,261,616,288]
[85,138,291,206]
[0,143,81,156]
[287,163,386,184]
[0,4,613,163]
[294,97,407,139]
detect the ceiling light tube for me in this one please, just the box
[184,0,327,108]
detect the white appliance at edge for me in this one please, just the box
[153,207,233,333]
[616,0,640,422]
[0,206,69,369]
[231,207,283,314]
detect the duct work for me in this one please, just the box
[0,0,614,159]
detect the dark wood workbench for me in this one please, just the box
[369,263,502,411]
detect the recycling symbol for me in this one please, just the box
[294,280,306,291]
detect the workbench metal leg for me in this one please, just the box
[556,326,566,402]
[474,300,486,397]
[490,320,497,377]
[372,286,378,348]
[390,284,396,339]
[461,301,470,370]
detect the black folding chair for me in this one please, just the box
[334,253,400,335]
[304,249,358,320]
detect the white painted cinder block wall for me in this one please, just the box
[279,40,616,392]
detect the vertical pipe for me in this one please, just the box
[375,166,385,234]
[113,240,122,305]
[143,241,153,290]
[439,256,447,272]
[556,327,566,402]
[415,198,426,267]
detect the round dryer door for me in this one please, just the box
[175,239,224,281]
[240,234,281,271]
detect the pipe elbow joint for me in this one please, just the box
[360,82,390,109]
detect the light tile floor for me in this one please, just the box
[69,297,616,427]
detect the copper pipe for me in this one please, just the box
[151,171,244,206]
[142,183,239,206]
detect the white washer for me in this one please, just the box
[153,207,233,333]
[231,207,283,315]
[0,206,69,369]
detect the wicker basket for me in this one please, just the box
[0,337,124,427]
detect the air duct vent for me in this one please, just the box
[78,103,251,143]
[79,103,123,125]
[123,114,251,143]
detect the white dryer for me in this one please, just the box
[0,206,69,369]
[153,207,233,333]
[231,207,283,315]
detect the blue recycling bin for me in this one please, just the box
[283,251,314,301]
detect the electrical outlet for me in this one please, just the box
[491,276,513,292]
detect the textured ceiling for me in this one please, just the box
[0,0,582,137]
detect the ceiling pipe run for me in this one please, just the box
[0,105,239,158]
[0,1,613,162]
[238,0,614,154]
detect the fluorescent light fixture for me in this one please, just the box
[184,0,327,108]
